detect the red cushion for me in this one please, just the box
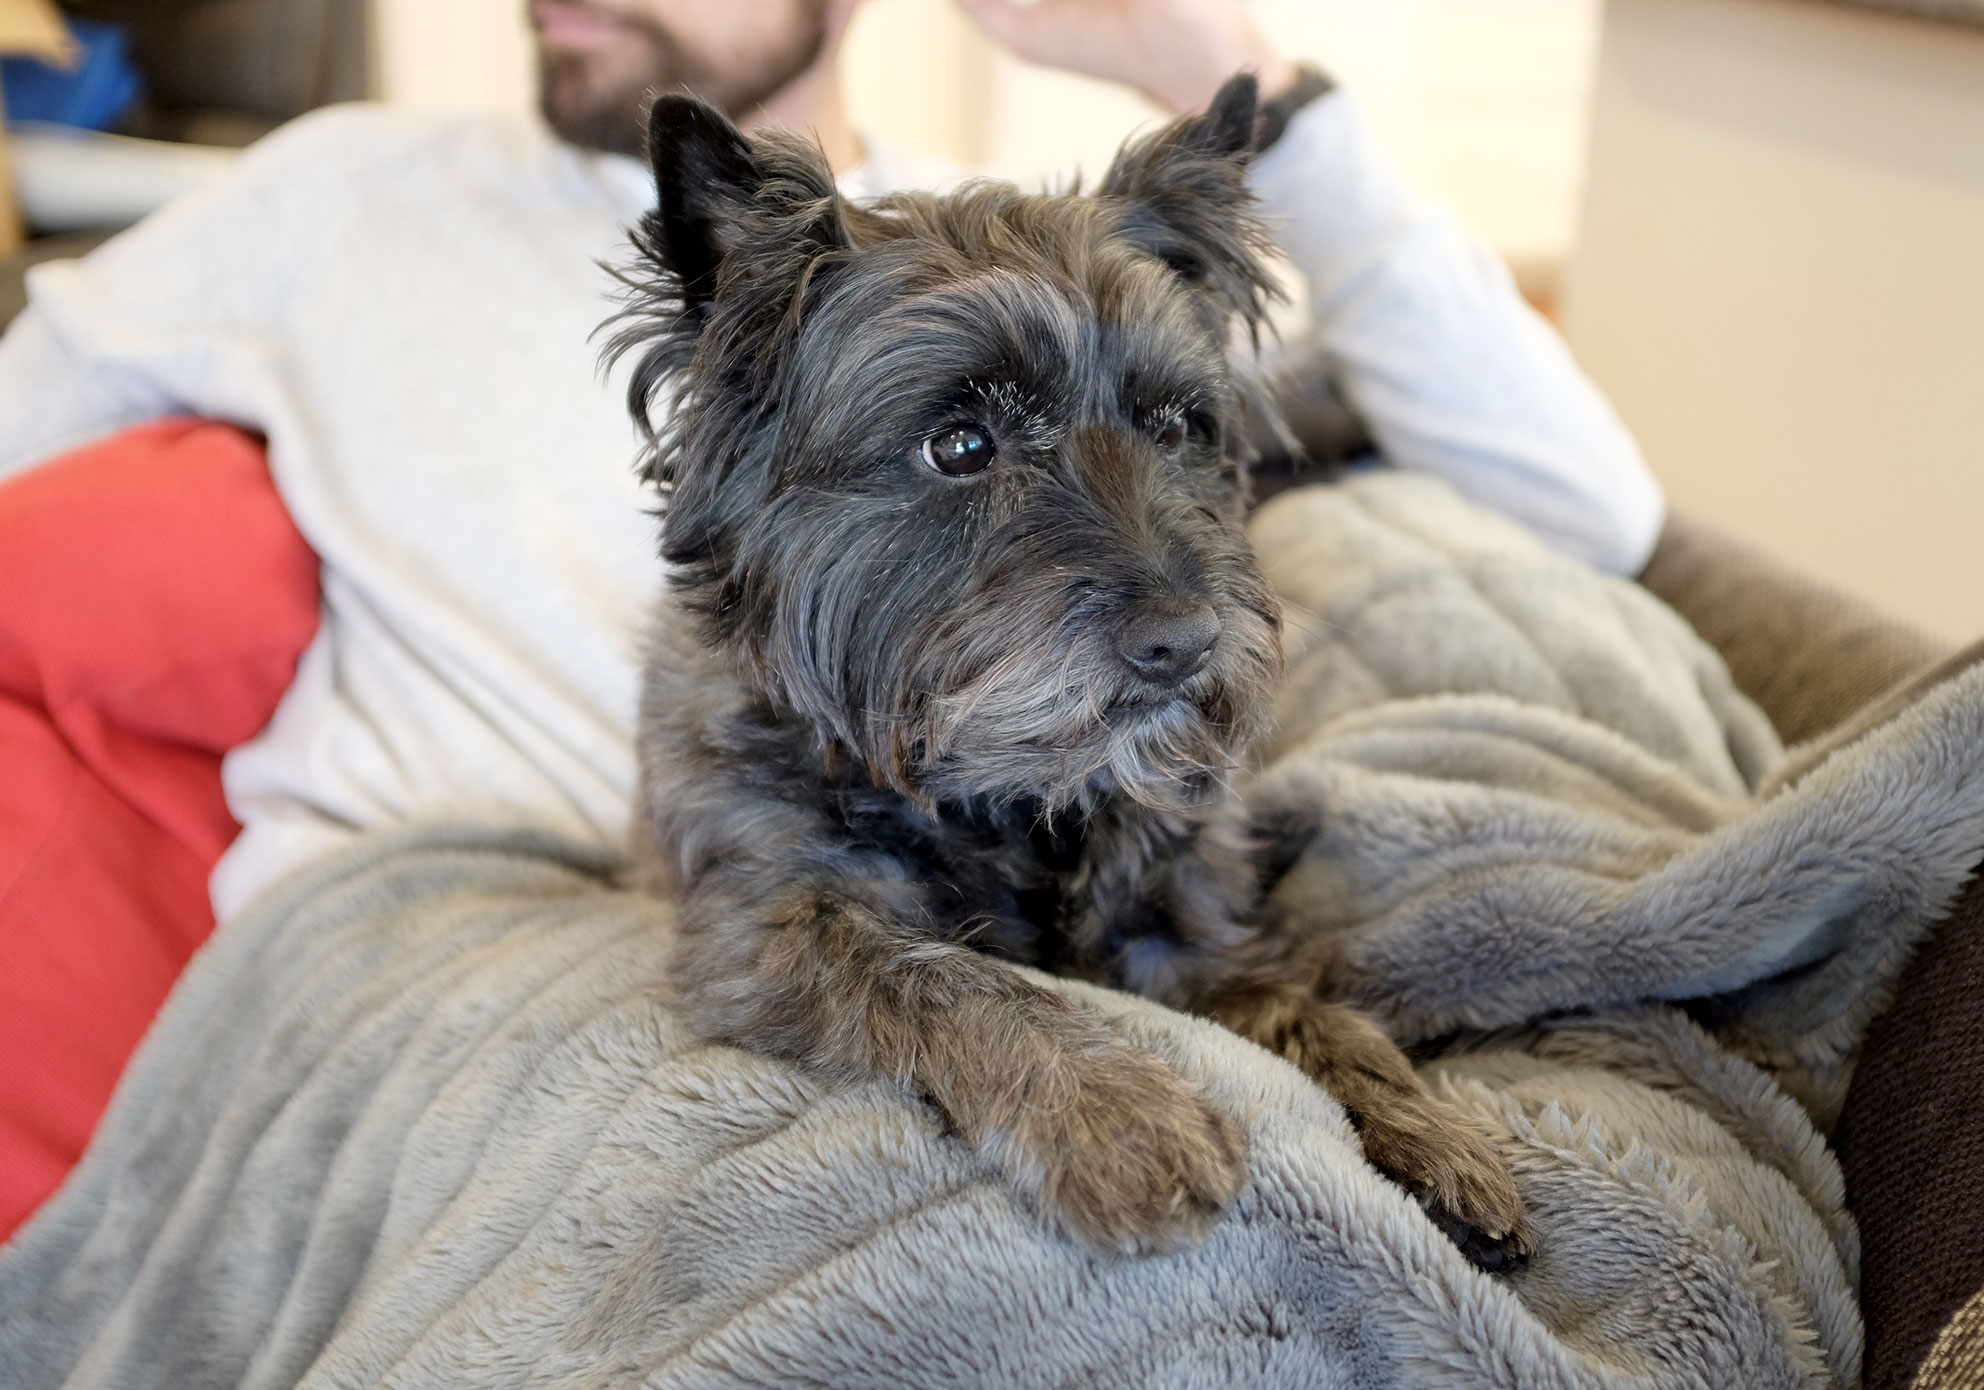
[0,419,319,1241]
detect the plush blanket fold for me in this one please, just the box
[1244,477,1984,1125]
[6,473,1982,1389]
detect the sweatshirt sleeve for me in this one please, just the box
[0,105,378,485]
[1248,92,1664,576]
[0,304,176,479]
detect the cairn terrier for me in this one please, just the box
[611,76,1531,1268]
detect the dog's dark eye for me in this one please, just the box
[1154,417,1188,451]
[922,424,996,477]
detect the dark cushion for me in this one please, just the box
[1834,869,1984,1390]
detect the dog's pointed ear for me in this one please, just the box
[645,94,763,319]
[1179,71,1262,160]
[607,93,850,490]
[640,93,849,323]
[1098,73,1278,331]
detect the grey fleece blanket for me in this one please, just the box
[8,472,1984,1389]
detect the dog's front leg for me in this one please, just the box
[670,873,1248,1257]
[1101,827,1535,1270]
[1200,983,1533,1270]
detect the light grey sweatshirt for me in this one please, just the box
[0,96,1663,919]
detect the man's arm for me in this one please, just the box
[0,106,371,486]
[0,303,181,482]
[1250,90,1663,575]
[956,0,1665,575]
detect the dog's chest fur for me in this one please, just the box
[824,778,1159,973]
[639,608,1204,987]
[787,712,1197,980]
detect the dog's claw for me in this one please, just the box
[1420,1193,1534,1273]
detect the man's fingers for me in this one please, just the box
[955,0,1118,79]
[948,0,1288,114]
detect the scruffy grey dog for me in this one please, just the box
[611,77,1531,1269]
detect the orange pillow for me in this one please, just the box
[0,419,319,1240]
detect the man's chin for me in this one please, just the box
[539,73,649,158]
[535,0,829,156]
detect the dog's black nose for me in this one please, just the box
[1115,599,1220,686]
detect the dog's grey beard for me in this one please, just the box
[747,486,1287,818]
[900,605,1283,816]
[536,3,827,158]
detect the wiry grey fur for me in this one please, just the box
[605,79,1531,1264]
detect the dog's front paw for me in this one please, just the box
[988,1043,1248,1258]
[1356,1091,1534,1273]
[1212,991,1533,1273]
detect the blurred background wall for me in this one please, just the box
[1564,0,1984,644]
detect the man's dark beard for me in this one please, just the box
[537,5,827,158]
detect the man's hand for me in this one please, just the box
[953,0,1298,116]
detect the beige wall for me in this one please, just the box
[853,0,1604,272]
[369,0,536,115]
[368,0,1602,271]
[1565,0,1984,641]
